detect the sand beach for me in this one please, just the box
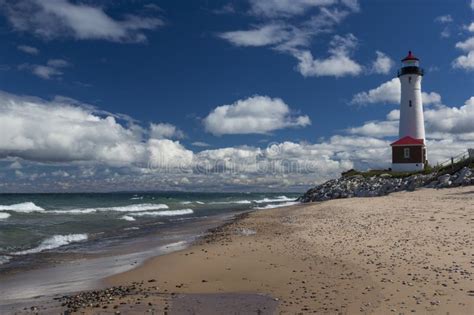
[103,186,473,314]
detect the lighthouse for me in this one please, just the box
[391,51,427,172]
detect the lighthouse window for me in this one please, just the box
[404,148,410,159]
[408,76,412,83]
[409,100,412,107]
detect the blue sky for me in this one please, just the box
[0,0,473,192]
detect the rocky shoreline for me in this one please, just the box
[299,166,474,203]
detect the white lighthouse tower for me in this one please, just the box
[391,51,427,172]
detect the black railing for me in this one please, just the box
[397,66,424,77]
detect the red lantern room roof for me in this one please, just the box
[401,51,419,62]
[391,136,424,146]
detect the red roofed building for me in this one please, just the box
[392,51,427,172]
[391,136,426,171]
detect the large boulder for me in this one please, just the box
[453,167,472,185]
[437,174,451,186]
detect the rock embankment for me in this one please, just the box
[299,166,473,203]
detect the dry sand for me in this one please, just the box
[22,186,472,314]
[100,186,474,314]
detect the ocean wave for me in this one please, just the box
[124,227,139,231]
[253,196,295,203]
[131,209,194,217]
[0,202,45,213]
[45,204,169,215]
[0,212,11,220]
[48,209,97,214]
[209,200,252,205]
[121,215,136,221]
[98,203,169,212]
[12,234,88,255]
[254,201,300,210]
[0,255,11,265]
[180,201,205,205]
[130,196,144,200]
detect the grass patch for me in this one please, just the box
[341,169,422,179]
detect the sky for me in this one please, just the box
[0,0,473,192]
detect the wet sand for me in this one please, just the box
[105,186,473,314]
[7,186,474,314]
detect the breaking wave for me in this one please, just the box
[48,209,97,214]
[121,215,136,221]
[0,255,11,265]
[180,201,205,205]
[12,234,88,255]
[253,196,295,203]
[131,209,194,217]
[209,200,252,205]
[0,202,45,213]
[97,203,169,212]
[0,212,11,220]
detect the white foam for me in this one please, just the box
[130,196,143,200]
[121,215,136,221]
[124,227,139,231]
[210,200,252,205]
[0,255,11,265]
[253,196,295,203]
[0,212,11,219]
[180,201,205,205]
[98,203,169,212]
[12,234,88,255]
[254,201,299,210]
[131,209,194,217]
[0,202,45,213]
[48,209,97,214]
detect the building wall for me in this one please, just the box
[399,74,425,140]
[392,163,424,172]
[392,145,425,164]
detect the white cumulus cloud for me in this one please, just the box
[203,95,311,135]
[218,2,362,78]
[17,45,39,55]
[0,0,164,43]
[452,2,474,71]
[295,34,362,77]
[453,51,474,70]
[150,123,185,140]
[248,0,337,17]
[0,91,191,169]
[218,23,291,47]
[371,51,394,74]
[351,78,442,105]
[18,58,71,80]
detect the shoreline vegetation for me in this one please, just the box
[9,185,473,314]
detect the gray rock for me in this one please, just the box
[453,167,472,185]
[438,174,451,185]
[299,166,473,203]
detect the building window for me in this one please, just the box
[409,100,412,107]
[408,76,412,83]
[404,148,410,159]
